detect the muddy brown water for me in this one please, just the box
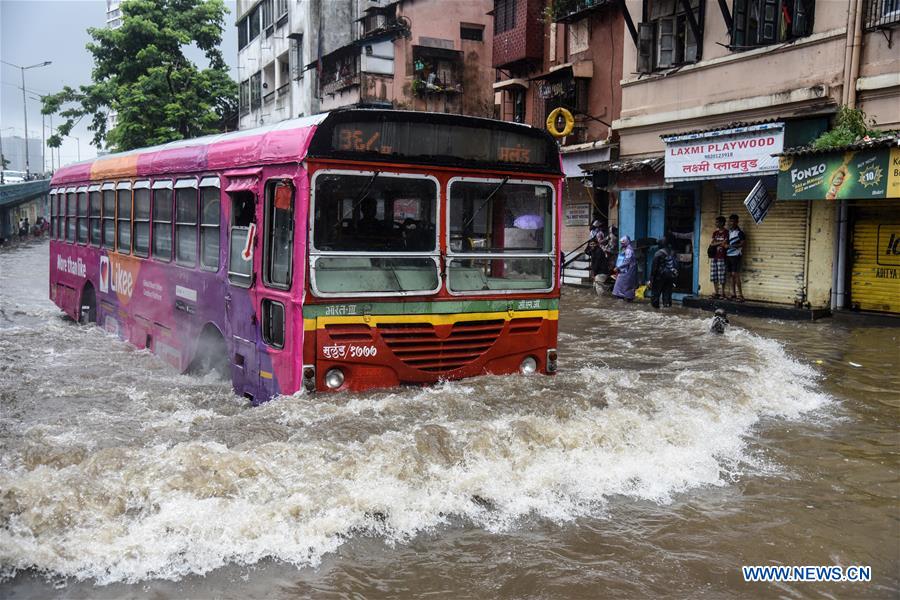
[1,241,898,599]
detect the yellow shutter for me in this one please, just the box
[849,200,900,314]
[720,192,809,304]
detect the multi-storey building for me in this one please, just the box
[313,0,495,116]
[236,0,496,128]
[236,0,319,128]
[601,0,899,313]
[492,0,626,257]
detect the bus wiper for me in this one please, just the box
[463,176,509,229]
[349,170,380,215]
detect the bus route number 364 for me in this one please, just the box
[322,344,378,359]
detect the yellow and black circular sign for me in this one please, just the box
[546,107,575,138]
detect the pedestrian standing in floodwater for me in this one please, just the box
[708,216,728,299]
[612,235,638,302]
[726,214,746,302]
[650,236,678,308]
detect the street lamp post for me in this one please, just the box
[73,136,81,161]
[1,59,52,178]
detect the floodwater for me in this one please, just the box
[1,241,897,599]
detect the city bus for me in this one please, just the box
[48,109,562,401]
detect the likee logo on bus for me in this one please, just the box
[99,256,110,293]
[100,255,137,301]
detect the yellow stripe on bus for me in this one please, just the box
[303,309,559,331]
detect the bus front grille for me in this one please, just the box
[377,320,505,372]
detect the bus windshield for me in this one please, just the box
[313,172,437,252]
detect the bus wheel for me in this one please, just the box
[190,328,229,379]
[79,284,97,325]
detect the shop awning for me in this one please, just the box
[560,142,613,177]
[580,156,664,173]
[530,60,593,81]
[412,45,463,61]
[492,78,529,91]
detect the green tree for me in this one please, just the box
[42,0,238,152]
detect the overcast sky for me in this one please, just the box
[0,0,238,168]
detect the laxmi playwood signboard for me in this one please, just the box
[663,123,784,182]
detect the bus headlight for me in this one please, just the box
[325,368,345,389]
[546,349,558,373]
[519,356,538,375]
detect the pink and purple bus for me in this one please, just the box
[49,110,563,402]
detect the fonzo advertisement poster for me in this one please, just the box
[777,147,900,201]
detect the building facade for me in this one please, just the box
[1,136,43,174]
[601,0,899,312]
[315,0,495,116]
[237,0,496,129]
[492,0,626,258]
[236,0,319,128]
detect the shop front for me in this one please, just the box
[777,138,900,315]
[559,142,613,256]
[662,122,789,302]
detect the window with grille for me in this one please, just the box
[637,0,702,72]
[494,0,517,34]
[461,25,484,41]
[732,0,813,48]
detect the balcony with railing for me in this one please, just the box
[864,0,900,29]
[548,0,614,23]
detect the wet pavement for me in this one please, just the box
[1,241,898,599]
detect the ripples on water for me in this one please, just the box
[0,242,889,595]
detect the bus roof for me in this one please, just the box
[51,110,561,186]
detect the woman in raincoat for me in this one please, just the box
[612,235,638,301]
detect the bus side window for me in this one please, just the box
[263,180,293,289]
[175,180,198,267]
[102,187,116,250]
[66,193,76,242]
[200,182,220,271]
[77,191,88,244]
[50,194,57,240]
[228,191,255,287]
[116,184,132,255]
[133,184,151,257]
[261,299,285,348]
[89,190,101,246]
[152,183,173,261]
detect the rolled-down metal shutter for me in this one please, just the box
[720,192,809,304]
[849,200,900,314]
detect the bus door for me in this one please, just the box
[256,178,296,399]
[224,176,261,401]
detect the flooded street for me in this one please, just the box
[1,241,898,599]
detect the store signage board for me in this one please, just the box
[564,203,591,226]
[777,146,900,200]
[663,123,784,182]
[744,179,774,224]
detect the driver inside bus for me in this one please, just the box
[357,197,384,238]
